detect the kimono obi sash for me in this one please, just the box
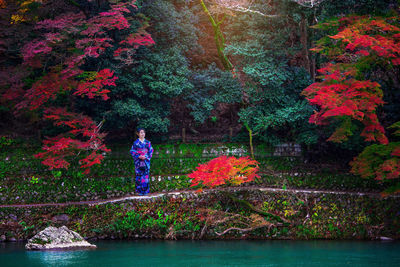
[137,148,148,157]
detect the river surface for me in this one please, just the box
[1,240,399,266]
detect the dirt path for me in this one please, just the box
[0,186,396,208]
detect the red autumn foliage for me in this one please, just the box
[303,14,400,144]
[1,1,154,174]
[307,15,400,187]
[350,122,400,187]
[34,107,110,174]
[15,72,77,112]
[350,145,400,180]
[315,15,400,66]
[301,63,387,144]
[114,31,155,64]
[73,69,118,101]
[188,156,260,189]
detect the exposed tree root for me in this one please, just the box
[197,208,280,237]
[223,191,292,224]
[215,214,275,236]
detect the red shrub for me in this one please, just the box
[188,155,260,189]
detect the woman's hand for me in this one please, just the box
[139,155,146,160]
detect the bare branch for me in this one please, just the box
[209,0,279,18]
[290,0,327,8]
[223,5,279,17]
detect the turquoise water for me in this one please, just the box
[1,240,399,266]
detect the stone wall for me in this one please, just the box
[1,188,399,242]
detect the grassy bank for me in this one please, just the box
[1,189,399,241]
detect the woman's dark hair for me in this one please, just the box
[136,127,146,134]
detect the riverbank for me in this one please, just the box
[1,187,399,242]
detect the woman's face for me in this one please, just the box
[138,130,145,139]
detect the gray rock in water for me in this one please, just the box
[25,226,96,250]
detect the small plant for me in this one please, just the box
[112,210,142,235]
[19,221,35,232]
[0,136,15,148]
[72,171,85,179]
[51,170,62,178]
[31,238,51,245]
[30,176,39,184]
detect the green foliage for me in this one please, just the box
[73,0,199,135]
[0,136,15,148]
[51,170,62,179]
[112,209,142,233]
[140,0,200,53]
[237,67,318,145]
[31,238,51,245]
[30,176,39,184]
[111,207,178,237]
[104,46,192,133]
[242,58,289,87]
[185,64,242,123]
[19,221,35,232]
[222,2,318,146]
[350,142,400,180]
[318,0,397,20]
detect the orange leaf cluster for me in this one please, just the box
[188,155,260,189]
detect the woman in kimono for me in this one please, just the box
[130,128,154,195]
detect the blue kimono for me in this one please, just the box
[129,138,154,195]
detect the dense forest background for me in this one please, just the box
[0,0,399,168]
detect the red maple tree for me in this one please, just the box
[0,0,154,174]
[303,14,400,192]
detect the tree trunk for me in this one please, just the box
[199,0,233,71]
[300,14,311,74]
